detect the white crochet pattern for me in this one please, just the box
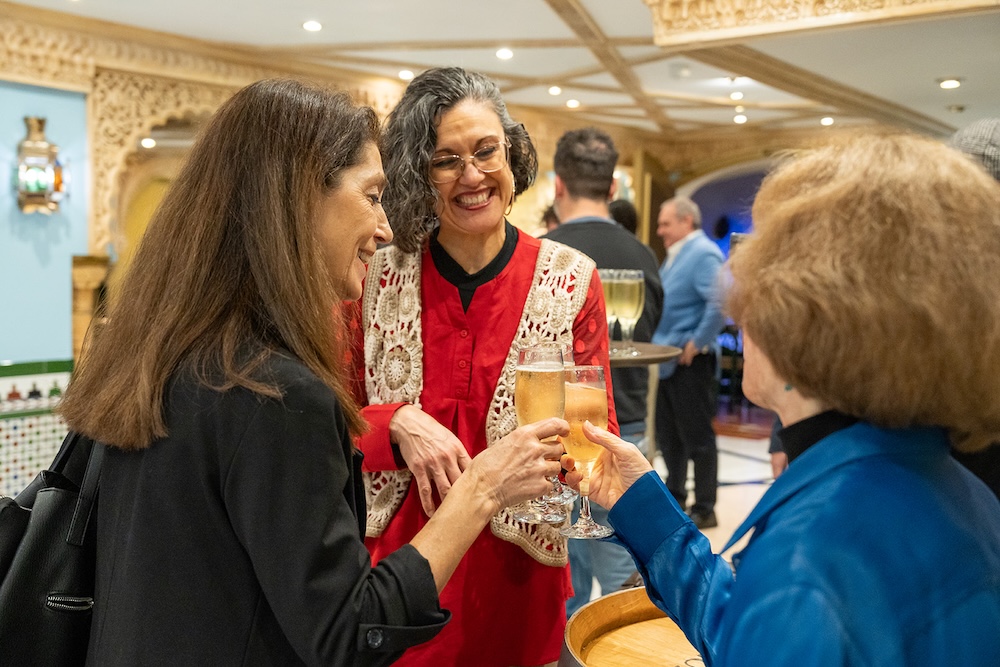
[362,240,595,567]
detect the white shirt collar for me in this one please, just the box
[665,229,700,268]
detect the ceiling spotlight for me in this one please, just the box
[670,62,693,79]
[734,105,745,113]
[733,114,748,125]
[140,137,156,149]
[821,116,835,126]
[496,47,514,60]
[398,70,414,81]
[729,91,744,101]
[302,20,322,32]
[938,78,961,90]
[566,99,581,109]
[548,86,562,96]
[947,104,966,113]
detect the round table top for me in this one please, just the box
[609,342,682,368]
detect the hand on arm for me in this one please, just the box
[561,420,652,511]
[410,418,568,591]
[389,405,472,517]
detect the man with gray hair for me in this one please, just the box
[653,196,725,529]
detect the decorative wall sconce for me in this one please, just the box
[16,116,67,214]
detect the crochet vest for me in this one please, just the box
[361,239,595,567]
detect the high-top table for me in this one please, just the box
[608,342,681,368]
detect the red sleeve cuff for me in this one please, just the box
[359,403,408,472]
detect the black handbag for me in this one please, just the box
[0,431,103,665]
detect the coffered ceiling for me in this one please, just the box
[8,0,1000,141]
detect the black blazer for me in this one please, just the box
[87,352,448,666]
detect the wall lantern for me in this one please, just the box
[15,116,67,214]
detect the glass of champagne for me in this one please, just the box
[560,365,614,539]
[614,270,645,356]
[597,269,620,355]
[513,343,568,524]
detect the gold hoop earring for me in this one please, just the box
[505,198,514,216]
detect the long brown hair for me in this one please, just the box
[60,79,373,449]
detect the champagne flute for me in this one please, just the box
[615,270,645,356]
[513,343,568,524]
[560,365,614,539]
[597,269,620,356]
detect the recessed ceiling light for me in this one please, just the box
[398,70,414,81]
[302,20,322,32]
[140,137,156,149]
[938,78,961,90]
[566,99,580,109]
[496,48,513,60]
[947,104,966,113]
[729,91,744,101]
[733,114,747,125]
[734,105,745,113]
[821,117,835,126]
[548,86,562,96]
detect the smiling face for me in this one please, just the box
[431,99,514,244]
[316,141,392,300]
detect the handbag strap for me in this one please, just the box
[67,442,104,547]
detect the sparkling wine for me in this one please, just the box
[515,364,566,425]
[563,382,609,470]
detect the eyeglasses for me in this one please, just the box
[429,140,510,184]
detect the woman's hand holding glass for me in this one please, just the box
[561,420,653,513]
[470,418,569,513]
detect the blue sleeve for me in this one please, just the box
[608,471,735,664]
[691,250,726,351]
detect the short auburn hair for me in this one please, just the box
[727,131,1000,451]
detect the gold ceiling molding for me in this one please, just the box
[643,0,1000,46]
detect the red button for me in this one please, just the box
[459,360,467,368]
[460,330,469,338]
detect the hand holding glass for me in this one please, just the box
[560,365,614,539]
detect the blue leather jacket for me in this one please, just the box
[609,423,1000,665]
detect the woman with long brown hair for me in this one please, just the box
[60,78,567,666]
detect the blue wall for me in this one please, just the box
[691,171,764,257]
[0,81,89,364]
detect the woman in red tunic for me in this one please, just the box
[355,67,619,666]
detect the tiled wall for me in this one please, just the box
[0,361,72,497]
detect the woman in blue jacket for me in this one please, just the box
[565,132,1000,666]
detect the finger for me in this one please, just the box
[581,420,627,453]
[455,448,473,473]
[559,453,576,471]
[432,469,453,501]
[525,417,570,441]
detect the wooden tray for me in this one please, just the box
[559,587,701,667]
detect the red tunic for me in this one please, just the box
[357,233,619,667]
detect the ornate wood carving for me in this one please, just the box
[89,70,235,254]
[643,0,999,46]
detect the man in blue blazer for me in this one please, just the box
[652,196,725,528]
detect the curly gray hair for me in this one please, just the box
[381,67,538,252]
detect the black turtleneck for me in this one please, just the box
[779,410,859,464]
[429,222,519,312]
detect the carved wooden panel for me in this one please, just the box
[89,70,235,254]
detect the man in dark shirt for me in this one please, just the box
[542,127,663,617]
